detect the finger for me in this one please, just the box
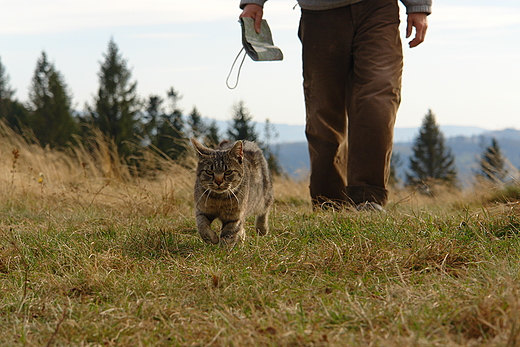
[409,37,420,48]
[254,15,262,33]
[409,28,425,48]
[406,19,413,39]
[408,32,422,48]
[239,4,263,33]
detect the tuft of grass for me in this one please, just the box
[485,184,520,205]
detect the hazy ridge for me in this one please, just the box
[206,119,520,183]
[273,126,520,183]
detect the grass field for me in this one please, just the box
[1,123,520,346]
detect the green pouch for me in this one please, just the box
[240,17,283,61]
[226,17,283,89]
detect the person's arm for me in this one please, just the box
[239,3,264,34]
[406,12,428,48]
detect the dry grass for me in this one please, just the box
[1,121,520,346]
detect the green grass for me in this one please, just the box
[1,190,520,347]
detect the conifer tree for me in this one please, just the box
[204,120,221,147]
[151,87,187,160]
[27,51,77,147]
[477,138,507,183]
[143,95,163,142]
[187,106,207,141]
[406,109,457,186]
[262,118,282,175]
[227,101,258,142]
[87,39,140,158]
[0,57,32,133]
[0,57,15,120]
[389,152,403,187]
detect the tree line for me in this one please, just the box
[391,109,510,192]
[0,39,508,185]
[0,39,281,175]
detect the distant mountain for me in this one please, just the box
[205,119,305,144]
[277,129,520,186]
[481,128,520,141]
[203,117,520,185]
[207,118,498,144]
[394,126,488,143]
[273,141,310,179]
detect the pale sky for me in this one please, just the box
[1,0,519,130]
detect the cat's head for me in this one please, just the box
[191,138,244,194]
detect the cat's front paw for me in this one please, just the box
[199,228,219,244]
[220,228,245,246]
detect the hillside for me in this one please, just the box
[2,118,520,346]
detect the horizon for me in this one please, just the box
[200,118,520,144]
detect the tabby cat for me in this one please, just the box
[191,138,274,245]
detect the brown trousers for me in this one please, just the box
[299,0,403,206]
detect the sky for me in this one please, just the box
[1,0,519,130]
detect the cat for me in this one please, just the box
[191,138,274,245]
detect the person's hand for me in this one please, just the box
[240,4,264,34]
[406,12,428,48]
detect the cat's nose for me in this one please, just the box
[215,175,224,186]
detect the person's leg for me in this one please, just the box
[345,0,403,206]
[299,6,354,207]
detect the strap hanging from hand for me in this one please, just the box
[226,47,247,90]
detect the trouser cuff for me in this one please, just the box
[346,186,388,206]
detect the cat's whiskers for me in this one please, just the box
[204,188,213,207]
[228,189,241,206]
[196,188,211,208]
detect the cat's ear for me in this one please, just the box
[230,140,244,164]
[191,138,212,157]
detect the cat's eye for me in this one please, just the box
[204,170,213,176]
[224,170,233,176]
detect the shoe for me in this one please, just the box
[356,202,385,212]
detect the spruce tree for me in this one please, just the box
[151,87,187,160]
[262,118,282,176]
[0,57,29,132]
[406,109,457,186]
[0,57,15,118]
[27,51,77,147]
[227,101,258,142]
[389,152,403,187]
[477,138,507,183]
[204,120,221,147]
[143,94,163,144]
[87,39,140,158]
[187,106,207,141]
